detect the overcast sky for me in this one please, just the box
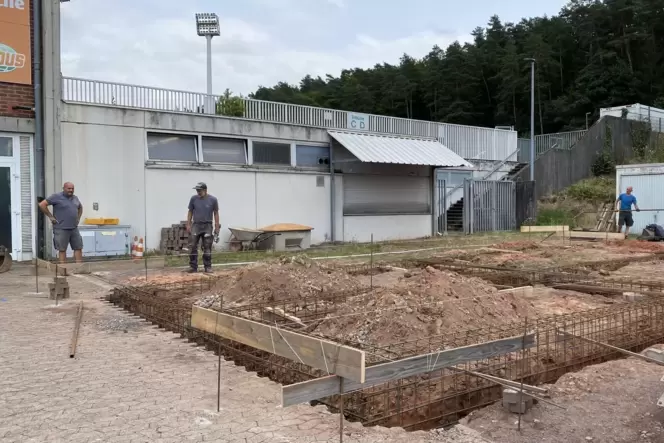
[61,0,568,96]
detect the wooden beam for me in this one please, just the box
[191,306,365,382]
[498,286,534,297]
[35,258,68,276]
[520,225,569,233]
[281,332,536,407]
[558,231,624,240]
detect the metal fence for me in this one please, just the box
[463,179,516,233]
[514,116,664,199]
[61,76,517,162]
[517,129,587,163]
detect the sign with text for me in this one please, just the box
[347,112,368,131]
[0,0,32,85]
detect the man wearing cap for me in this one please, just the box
[186,182,220,273]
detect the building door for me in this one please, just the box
[0,135,20,258]
[0,166,11,250]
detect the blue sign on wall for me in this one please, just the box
[347,113,368,131]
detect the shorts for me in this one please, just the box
[53,228,84,252]
[618,211,634,227]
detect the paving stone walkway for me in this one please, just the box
[0,265,490,443]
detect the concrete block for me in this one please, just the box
[623,292,645,302]
[508,401,530,414]
[644,348,664,363]
[502,388,520,403]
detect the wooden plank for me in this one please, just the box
[520,225,568,233]
[498,286,533,297]
[281,332,536,407]
[191,306,365,382]
[558,231,624,240]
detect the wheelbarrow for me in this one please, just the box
[227,227,279,251]
[0,245,12,273]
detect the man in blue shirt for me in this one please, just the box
[38,182,84,263]
[616,186,640,237]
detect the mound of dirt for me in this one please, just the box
[196,255,365,308]
[311,266,537,351]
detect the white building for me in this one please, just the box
[43,77,521,253]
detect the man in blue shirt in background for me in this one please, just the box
[616,186,640,237]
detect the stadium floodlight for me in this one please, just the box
[195,13,220,114]
[195,13,220,37]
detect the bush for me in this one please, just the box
[563,176,615,203]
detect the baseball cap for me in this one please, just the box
[193,182,207,190]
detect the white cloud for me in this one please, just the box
[60,1,469,96]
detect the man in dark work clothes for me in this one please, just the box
[186,182,220,273]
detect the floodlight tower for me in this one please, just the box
[195,13,220,114]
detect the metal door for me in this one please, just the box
[619,174,664,233]
[463,179,516,234]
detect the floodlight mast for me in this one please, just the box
[195,13,220,114]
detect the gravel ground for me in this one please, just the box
[462,355,664,443]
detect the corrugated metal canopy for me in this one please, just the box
[328,130,472,167]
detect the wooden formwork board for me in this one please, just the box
[520,225,569,233]
[191,306,366,383]
[35,257,166,276]
[281,332,536,407]
[557,231,624,240]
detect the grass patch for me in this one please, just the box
[535,176,616,228]
[162,231,544,267]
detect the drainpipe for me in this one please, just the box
[33,0,45,258]
[330,141,336,242]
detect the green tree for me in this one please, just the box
[216,89,245,117]
[249,0,664,135]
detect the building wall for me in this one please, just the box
[61,103,334,251]
[60,103,446,252]
[343,215,431,243]
[0,0,37,261]
[0,0,35,119]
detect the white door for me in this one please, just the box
[0,134,21,259]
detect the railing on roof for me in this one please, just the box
[61,76,517,162]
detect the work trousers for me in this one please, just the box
[189,222,213,270]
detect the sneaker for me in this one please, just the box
[185,268,198,273]
[204,267,213,274]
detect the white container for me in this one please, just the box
[616,164,664,233]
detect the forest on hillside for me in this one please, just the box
[247,0,664,136]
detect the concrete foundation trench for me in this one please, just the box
[105,253,664,432]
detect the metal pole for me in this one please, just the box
[529,59,535,181]
[339,378,344,443]
[206,35,213,114]
[370,233,373,291]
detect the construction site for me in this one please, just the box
[24,231,664,442]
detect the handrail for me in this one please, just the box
[443,149,520,202]
[60,76,520,162]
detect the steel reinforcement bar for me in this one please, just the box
[107,270,664,432]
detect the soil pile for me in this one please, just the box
[196,255,365,308]
[311,266,537,350]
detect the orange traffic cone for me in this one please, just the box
[136,238,144,259]
[131,236,138,259]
